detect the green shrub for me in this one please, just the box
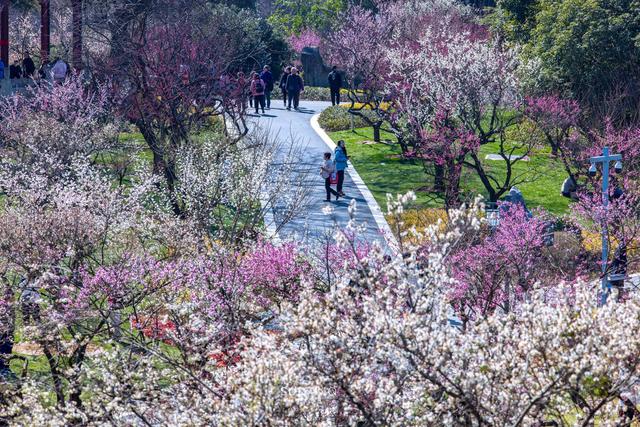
[270,86,332,102]
[318,105,378,132]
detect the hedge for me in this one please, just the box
[318,105,379,132]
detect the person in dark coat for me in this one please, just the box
[328,65,343,106]
[279,66,291,107]
[9,61,22,79]
[22,53,35,78]
[285,67,304,111]
[259,65,274,110]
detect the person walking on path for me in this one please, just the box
[320,152,340,202]
[334,140,349,197]
[279,66,291,107]
[248,71,257,109]
[328,65,343,106]
[260,65,274,109]
[286,67,304,111]
[236,71,248,113]
[250,73,266,115]
[22,53,35,78]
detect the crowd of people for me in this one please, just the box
[231,64,308,115]
[0,54,71,85]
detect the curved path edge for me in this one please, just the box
[310,114,399,252]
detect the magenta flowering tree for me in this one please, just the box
[288,29,321,53]
[448,203,575,324]
[103,5,251,214]
[573,169,640,274]
[412,108,480,208]
[525,95,581,158]
[72,239,308,383]
[381,2,539,204]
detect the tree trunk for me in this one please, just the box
[372,123,381,143]
[434,164,445,192]
[42,345,65,406]
[135,120,182,216]
[445,162,462,209]
[163,159,182,217]
[71,0,82,70]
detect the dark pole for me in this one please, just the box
[0,0,8,67]
[72,0,82,69]
[40,0,50,64]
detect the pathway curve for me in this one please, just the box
[249,100,392,249]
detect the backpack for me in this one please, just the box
[254,80,264,93]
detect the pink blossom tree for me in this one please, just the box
[525,95,581,157]
[0,75,117,185]
[448,203,581,324]
[102,4,250,214]
[412,108,480,207]
[322,5,394,142]
[393,23,532,203]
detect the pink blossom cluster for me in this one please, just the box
[288,29,321,53]
[449,203,555,319]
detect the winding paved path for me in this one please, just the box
[249,100,392,249]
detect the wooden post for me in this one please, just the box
[40,0,50,64]
[72,0,82,69]
[0,0,8,67]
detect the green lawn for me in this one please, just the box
[329,127,571,215]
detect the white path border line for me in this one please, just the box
[310,114,399,251]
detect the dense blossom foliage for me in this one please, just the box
[288,29,321,53]
[3,202,640,425]
[2,1,640,425]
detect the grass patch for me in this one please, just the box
[329,127,570,215]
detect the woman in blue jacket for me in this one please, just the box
[334,140,349,197]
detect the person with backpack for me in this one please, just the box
[251,73,266,115]
[334,140,349,197]
[260,65,274,110]
[320,152,340,202]
[279,66,291,107]
[328,65,343,106]
[286,67,304,111]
